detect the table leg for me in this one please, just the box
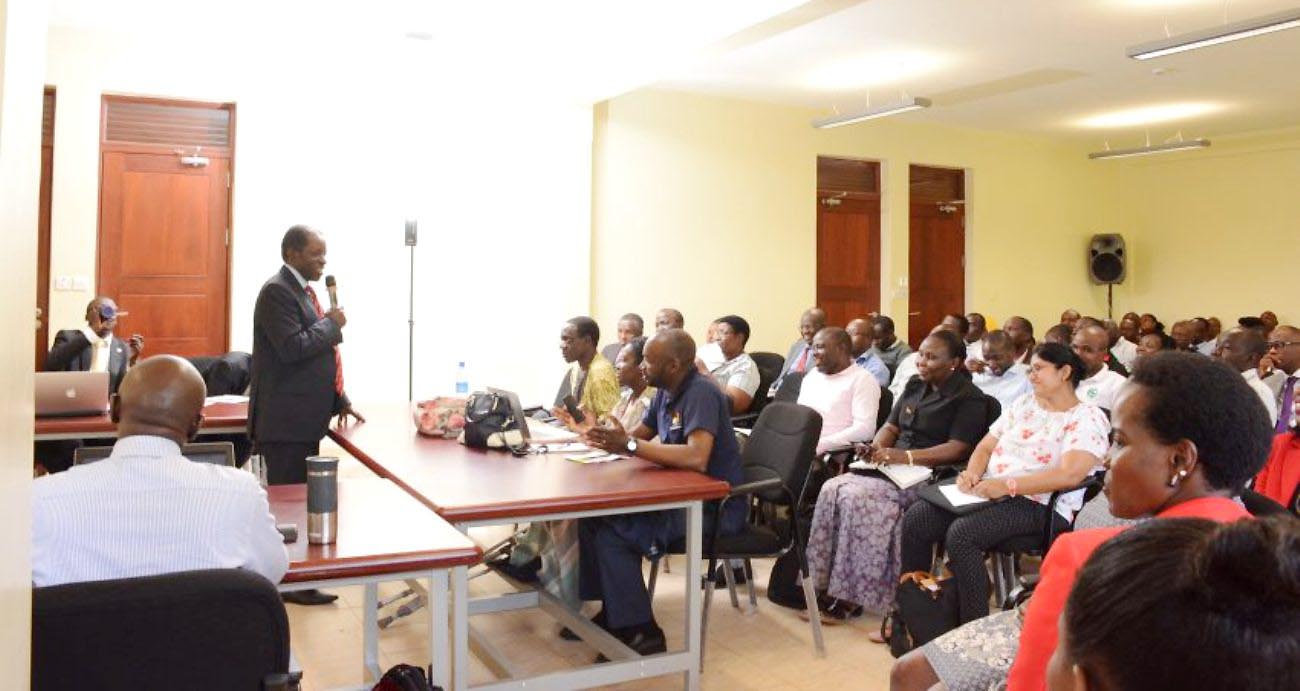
[430,570,451,690]
[364,583,382,682]
[452,565,469,691]
[685,501,702,690]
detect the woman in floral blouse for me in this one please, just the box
[898,342,1111,625]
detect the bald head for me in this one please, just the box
[111,355,207,445]
[1071,325,1111,377]
[846,318,873,357]
[643,328,697,391]
[1215,327,1266,373]
[655,308,684,332]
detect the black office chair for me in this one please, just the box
[33,568,297,690]
[648,401,826,658]
[876,387,894,432]
[730,351,785,429]
[929,394,1002,484]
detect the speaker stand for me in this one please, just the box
[1107,284,1113,321]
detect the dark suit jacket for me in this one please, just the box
[249,266,347,444]
[188,352,253,396]
[45,329,130,393]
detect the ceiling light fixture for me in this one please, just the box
[1127,8,1300,60]
[811,97,932,129]
[1088,138,1210,159]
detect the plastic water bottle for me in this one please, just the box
[455,361,469,394]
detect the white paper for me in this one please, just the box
[939,484,990,507]
[204,394,249,405]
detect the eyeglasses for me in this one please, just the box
[1267,341,1300,350]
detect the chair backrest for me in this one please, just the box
[773,370,806,404]
[747,351,786,416]
[33,568,289,691]
[74,441,238,467]
[741,401,823,507]
[876,387,894,430]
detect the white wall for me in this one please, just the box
[45,27,592,405]
[0,0,47,684]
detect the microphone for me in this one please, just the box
[324,275,339,310]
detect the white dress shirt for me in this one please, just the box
[1241,369,1279,423]
[972,366,1034,413]
[79,325,112,373]
[888,351,920,402]
[32,435,289,587]
[1196,340,1216,357]
[710,352,760,397]
[965,339,984,363]
[1076,368,1127,411]
[797,364,881,454]
[1112,338,1139,371]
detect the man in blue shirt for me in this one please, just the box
[847,318,891,386]
[584,328,744,657]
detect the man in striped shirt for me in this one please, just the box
[32,355,287,588]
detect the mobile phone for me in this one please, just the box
[562,395,585,424]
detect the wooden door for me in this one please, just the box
[907,201,965,347]
[36,88,54,369]
[97,97,234,357]
[817,197,881,327]
[816,157,881,328]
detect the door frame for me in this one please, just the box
[815,154,884,325]
[906,163,969,346]
[95,93,237,353]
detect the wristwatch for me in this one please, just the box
[625,438,639,456]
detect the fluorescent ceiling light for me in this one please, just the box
[1128,8,1300,59]
[804,50,948,91]
[1075,102,1221,128]
[812,97,932,129]
[1088,138,1210,159]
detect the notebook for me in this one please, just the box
[848,459,932,490]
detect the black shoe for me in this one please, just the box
[595,623,666,662]
[487,553,541,583]
[712,563,748,587]
[559,609,607,641]
[282,589,338,606]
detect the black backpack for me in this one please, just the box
[882,571,960,658]
[372,663,441,691]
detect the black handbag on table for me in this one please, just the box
[882,570,960,658]
[460,391,522,450]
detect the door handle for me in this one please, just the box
[908,311,921,316]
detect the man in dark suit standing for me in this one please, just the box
[45,297,143,394]
[251,226,363,606]
[251,225,363,486]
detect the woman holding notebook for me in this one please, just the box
[803,330,991,625]
[898,342,1111,626]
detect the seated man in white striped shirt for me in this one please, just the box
[32,355,288,588]
[797,327,882,454]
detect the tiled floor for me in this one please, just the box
[293,449,899,690]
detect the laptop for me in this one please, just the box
[74,441,237,467]
[35,371,111,417]
[487,387,578,444]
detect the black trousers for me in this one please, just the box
[259,440,321,486]
[899,497,1068,624]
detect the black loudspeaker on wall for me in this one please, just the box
[1088,234,1126,284]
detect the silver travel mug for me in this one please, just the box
[306,456,339,544]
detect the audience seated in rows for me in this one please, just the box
[888,315,967,402]
[899,343,1110,626]
[32,355,287,588]
[599,312,644,363]
[1003,316,1036,366]
[1111,313,1140,371]
[805,330,990,625]
[968,330,1032,412]
[654,307,684,332]
[1048,516,1298,691]
[1265,324,1299,432]
[795,327,881,454]
[891,351,1274,691]
[964,312,987,362]
[1071,325,1126,410]
[1136,331,1175,359]
[846,318,891,387]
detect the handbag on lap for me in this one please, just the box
[883,570,960,657]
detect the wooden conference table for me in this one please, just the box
[34,400,248,441]
[269,478,481,689]
[330,402,731,691]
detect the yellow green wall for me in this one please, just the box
[1106,127,1300,327]
[591,89,1126,352]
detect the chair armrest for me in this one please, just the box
[1041,474,1104,547]
[728,477,783,497]
[730,413,760,429]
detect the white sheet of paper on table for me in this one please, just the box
[939,484,990,507]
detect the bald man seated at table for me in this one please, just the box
[32,355,288,588]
